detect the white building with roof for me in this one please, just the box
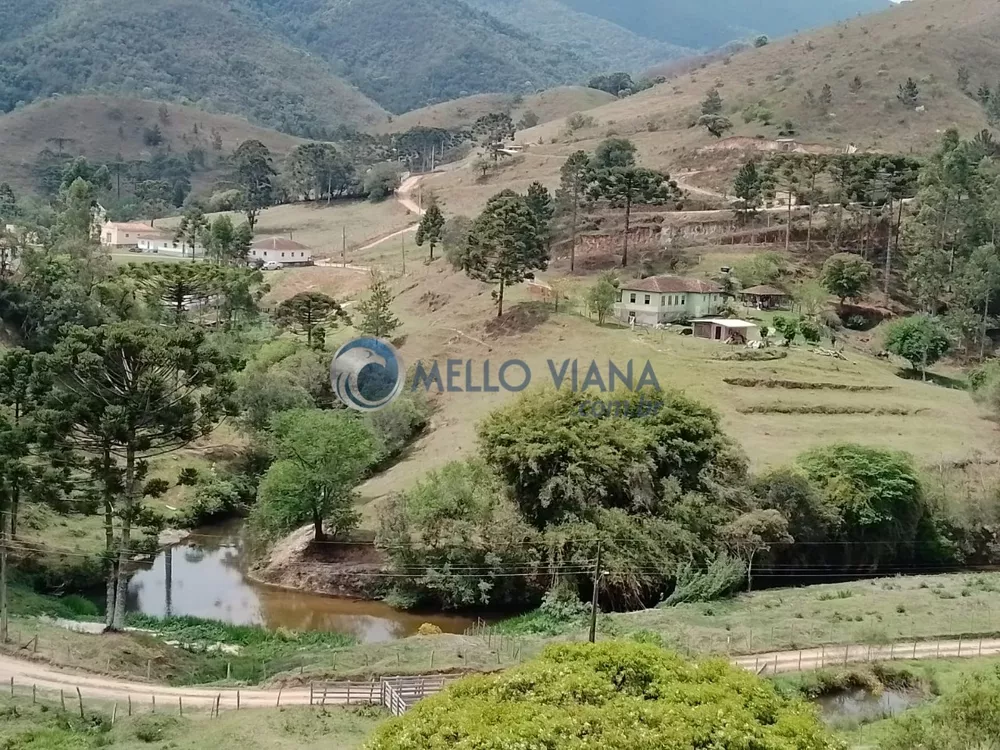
[615,275,725,326]
[250,237,313,266]
[101,221,161,248]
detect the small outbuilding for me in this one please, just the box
[691,318,761,344]
[739,284,791,310]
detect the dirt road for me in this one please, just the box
[4,635,1000,708]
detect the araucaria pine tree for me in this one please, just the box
[702,87,723,115]
[356,270,400,339]
[416,203,445,261]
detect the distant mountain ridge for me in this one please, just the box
[558,0,890,49]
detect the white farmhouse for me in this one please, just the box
[615,275,725,326]
[136,231,205,257]
[250,237,313,267]
[101,221,160,248]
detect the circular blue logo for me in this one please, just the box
[330,337,405,412]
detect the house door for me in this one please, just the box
[714,326,722,340]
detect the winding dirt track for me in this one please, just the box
[4,636,1000,707]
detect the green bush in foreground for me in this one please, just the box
[368,641,837,750]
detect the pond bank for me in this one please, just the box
[127,520,480,643]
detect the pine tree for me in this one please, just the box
[732,161,763,226]
[701,88,723,116]
[356,271,400,339]
[819,83,833,109]
[556,151,593,273]
[897,78,920,106]
[415,203,445,261]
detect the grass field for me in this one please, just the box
[160,200,417,262]
[0,693,382,750]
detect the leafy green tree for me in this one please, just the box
[698,114,733,138]
[49,322,236,629]
[356,270,400,339]
[590,138,637,170]
[54,178,97,248]
[203,216,253,266]
[463,192,548,317]
[415,202,445,261]
[175,206,208,260]
[473,113,515,161]
[252,409,376,542]
[556,151,594,272]
[479,388,740,530]
[517,110,540,129]
[701,87,723,115]
[884,314,951,376]
[585,272,618,325]
[274,291,349,347]
[590,167,680,267]
[369,642,838,750]
[754,35,769,47]
[442,215,474,270]
[286,142,355,203]
[232,140,276,231]
[377,459,542,609]
[364,163,401,201]
[722,509,791,592]
[798,444,931,562]
[800,319,822,344]
[821,252,873,306]
[771,314,800,346]
[588,72,635,96]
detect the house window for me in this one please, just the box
[301,252,305,257]
[682,296,686,305]
[281,252,286,258]
[661,295,666,306]
[629,293,636,304]
[644,294,651,305]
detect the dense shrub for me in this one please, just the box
[369,642,837,750]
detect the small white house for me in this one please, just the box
[136,231,204,257]
[691,318,761,344]
[250,237,313,266]
[101,221,160,248]
[615,276,725,326]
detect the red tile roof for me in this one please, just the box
[252,237,310,251]
[621,275,722,294]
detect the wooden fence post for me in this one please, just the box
[146,660,151,680]
[215,694,221,718]
[236,691,241,711]
[128,695,132,717]
[430,650,435,670]
[276,687,282,708]
[798,651,803,671]
[111,703,117,726]
[151,695,156,714]
[60,689,65,712]
[178,696,183,716]
[309,683,314,706]
[32,684,36,704]
[77,687,84,719]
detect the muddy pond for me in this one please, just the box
[125,520,479,643]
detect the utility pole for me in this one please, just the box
[401,231,406,276]
[0,511,8,643]
[342,227,347,268]
[588,542,603,644]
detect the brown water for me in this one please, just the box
[125,520,479,643]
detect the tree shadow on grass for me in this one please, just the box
[894,368,968,390]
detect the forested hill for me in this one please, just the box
[0,0,389,137]
[0,0,673,129]
[559,0,889,49]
